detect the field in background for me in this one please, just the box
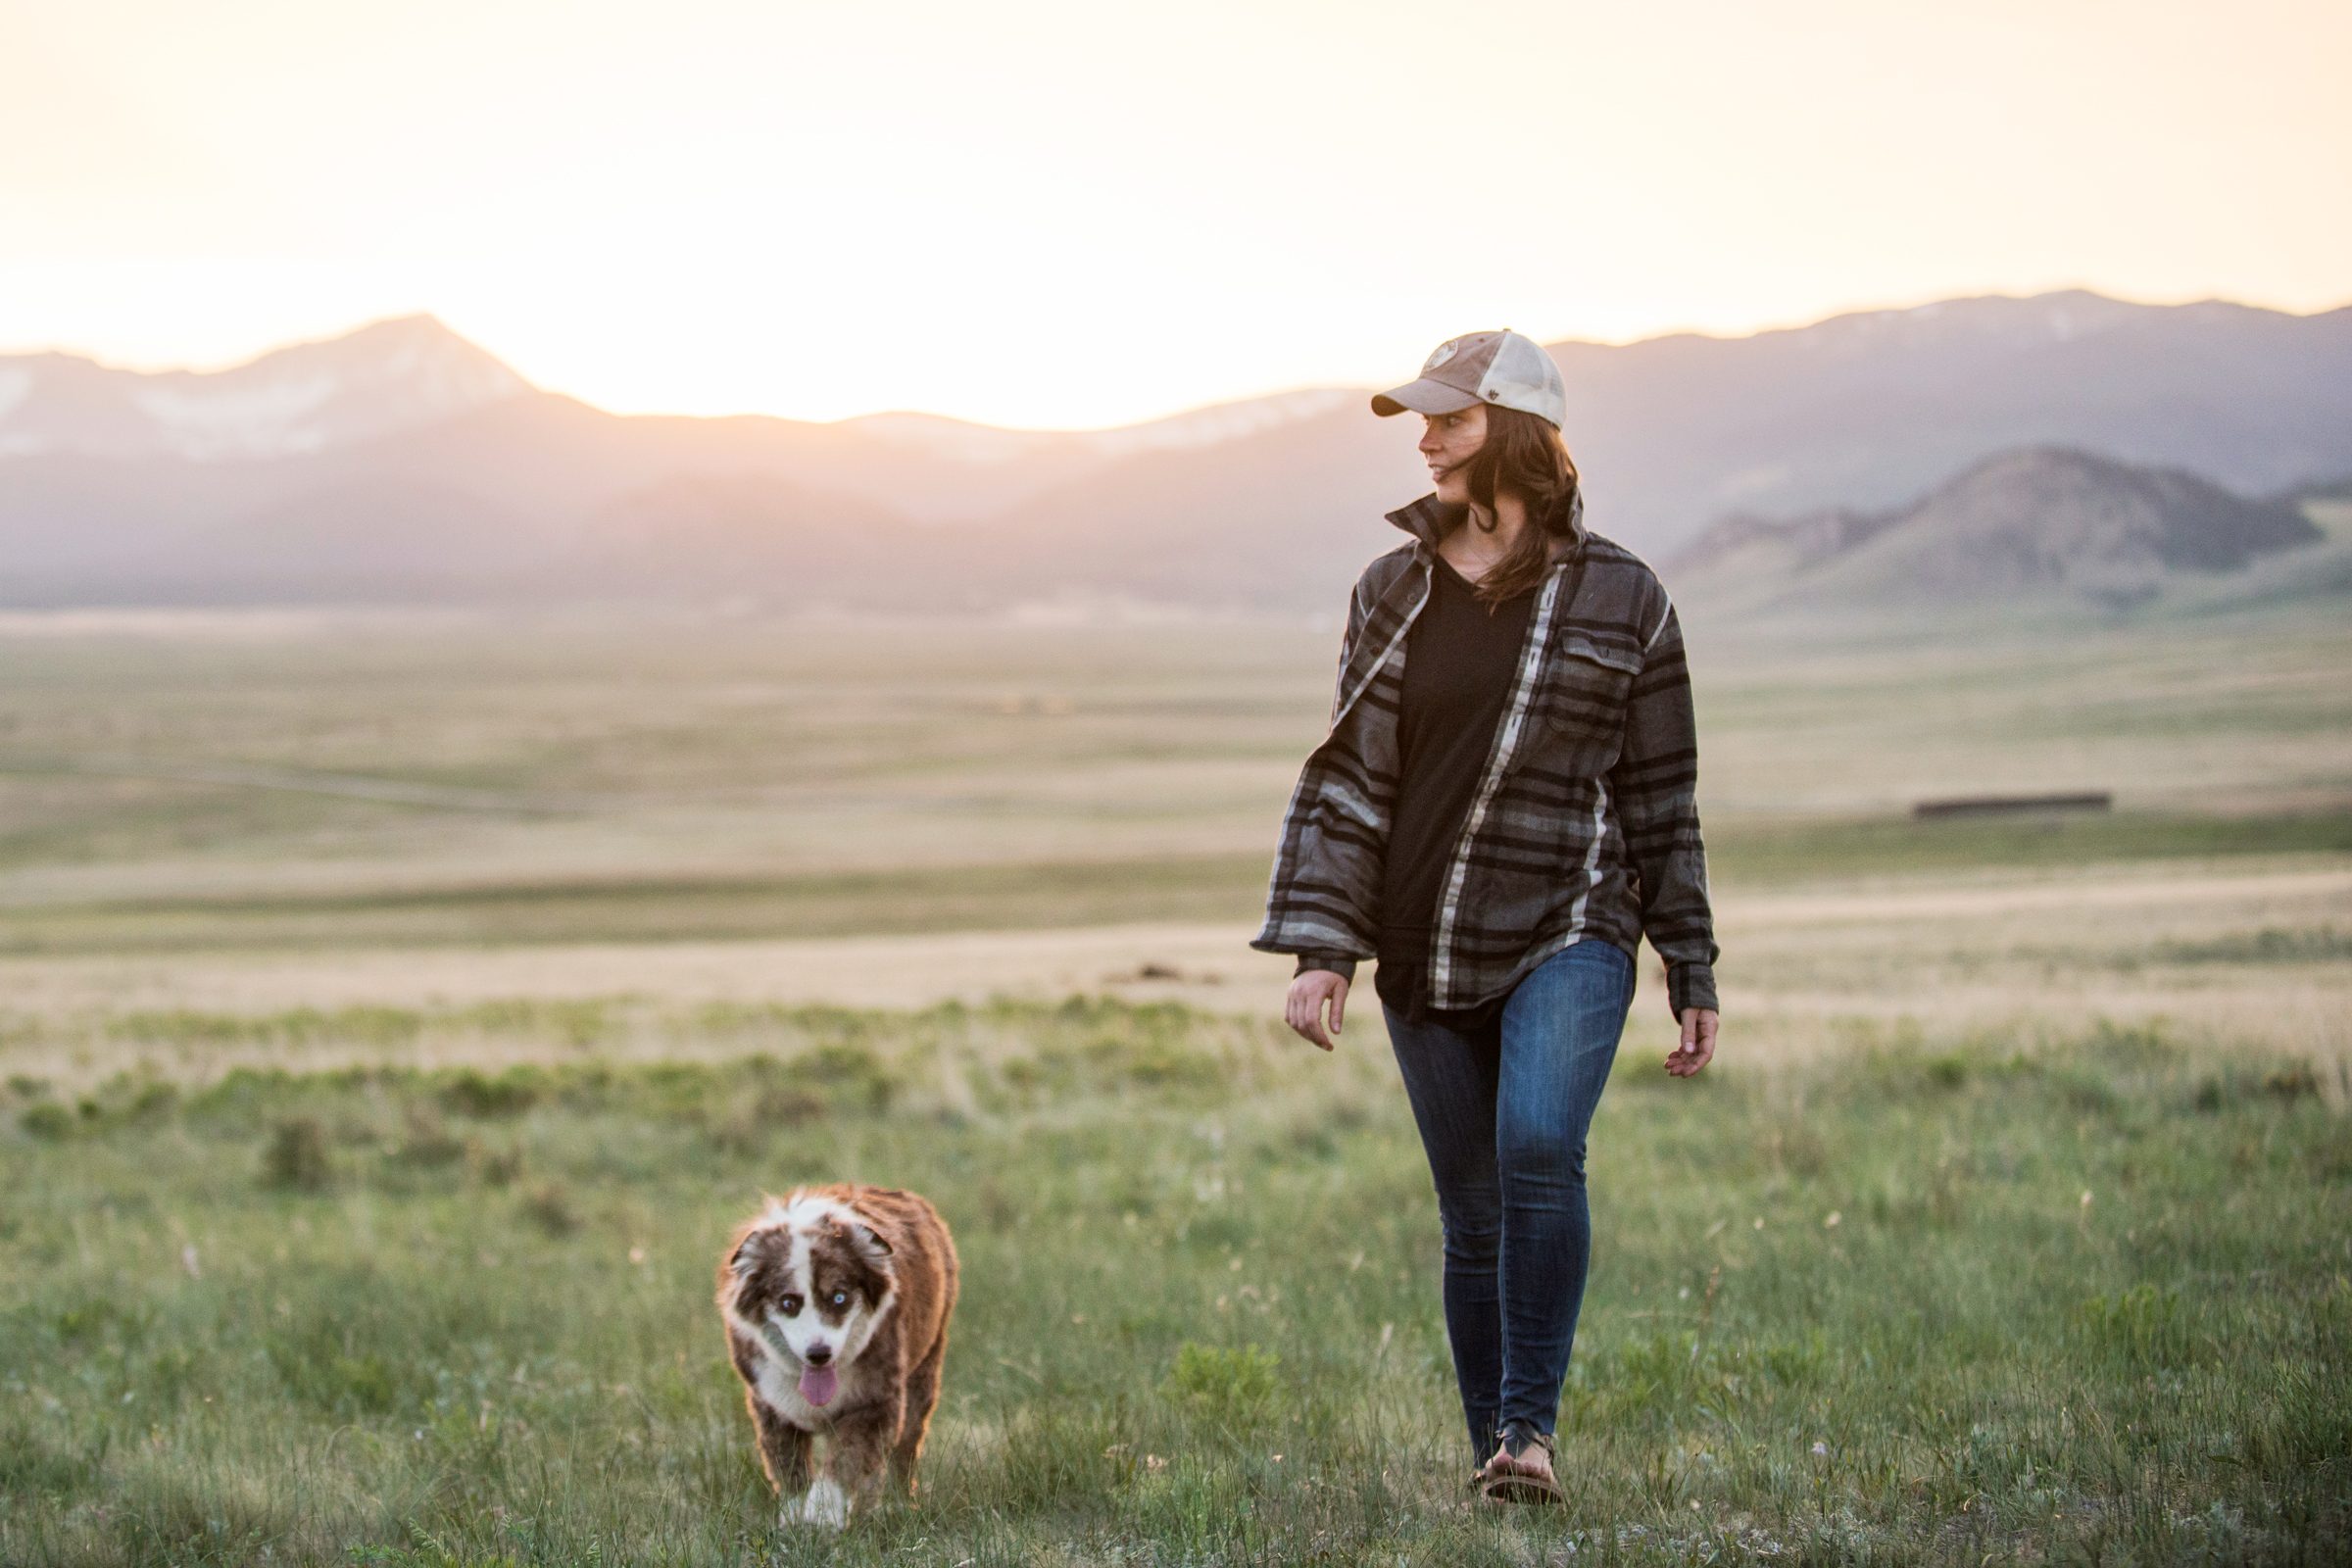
[2,598,2345,939]
[2,598,2347,1562]
[2,598,2346,1083]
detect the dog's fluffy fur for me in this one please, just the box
[715,1184,958,1529]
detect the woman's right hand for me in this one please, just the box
[1285,969,1350,1052]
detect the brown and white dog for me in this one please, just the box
[715,1183,958,1529]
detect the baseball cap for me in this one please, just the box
[1371,328,1565,430]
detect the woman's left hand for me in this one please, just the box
[1666,1007,1718,1077]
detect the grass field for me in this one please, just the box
[5,1002,2347,1565]
[2,601,2348,1562]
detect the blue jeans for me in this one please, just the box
[1382,939,1636,1461]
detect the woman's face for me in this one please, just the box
[1419,403,1487,505]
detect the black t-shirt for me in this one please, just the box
[1375,552,1535,1032]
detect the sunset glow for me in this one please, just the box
[5,0,2348,427]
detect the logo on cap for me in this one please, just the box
[1424,339,1460,370]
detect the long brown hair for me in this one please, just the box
[1448,405,1583,608]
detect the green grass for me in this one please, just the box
[3,1002,2346,1565]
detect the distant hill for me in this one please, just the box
[2280,472,2352,506]
[848,387,1356,467]
[3,290,2349,612]
[0,315,530,462]
[1670,446,2325,617]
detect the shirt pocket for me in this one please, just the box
[1519,631,1640,777]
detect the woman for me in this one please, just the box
[1251,328,1722,1504]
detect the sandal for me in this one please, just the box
[1476,1427,1563,1506]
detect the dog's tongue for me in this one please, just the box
[798,1364,839,1407]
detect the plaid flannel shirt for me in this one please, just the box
[1251,495,1720,1019]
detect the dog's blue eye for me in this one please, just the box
[831,1292,848,1307]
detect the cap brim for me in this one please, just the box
[1370,378,1482,417]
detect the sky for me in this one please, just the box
[4,0,2348,430]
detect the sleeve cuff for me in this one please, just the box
[1667,960,1717,1019]
[1295,954,1358,984]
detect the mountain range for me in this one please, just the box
[3,290,2347,615]
[1667,446,2328,617]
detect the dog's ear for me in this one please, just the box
[728,1229,765,1277]
[819,1213,892,1259]
[847,1220,894,1267]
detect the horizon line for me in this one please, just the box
[6,280,2346,437]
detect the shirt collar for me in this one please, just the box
[1384,491,1587,568]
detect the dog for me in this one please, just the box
[715,1183,958,1529]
